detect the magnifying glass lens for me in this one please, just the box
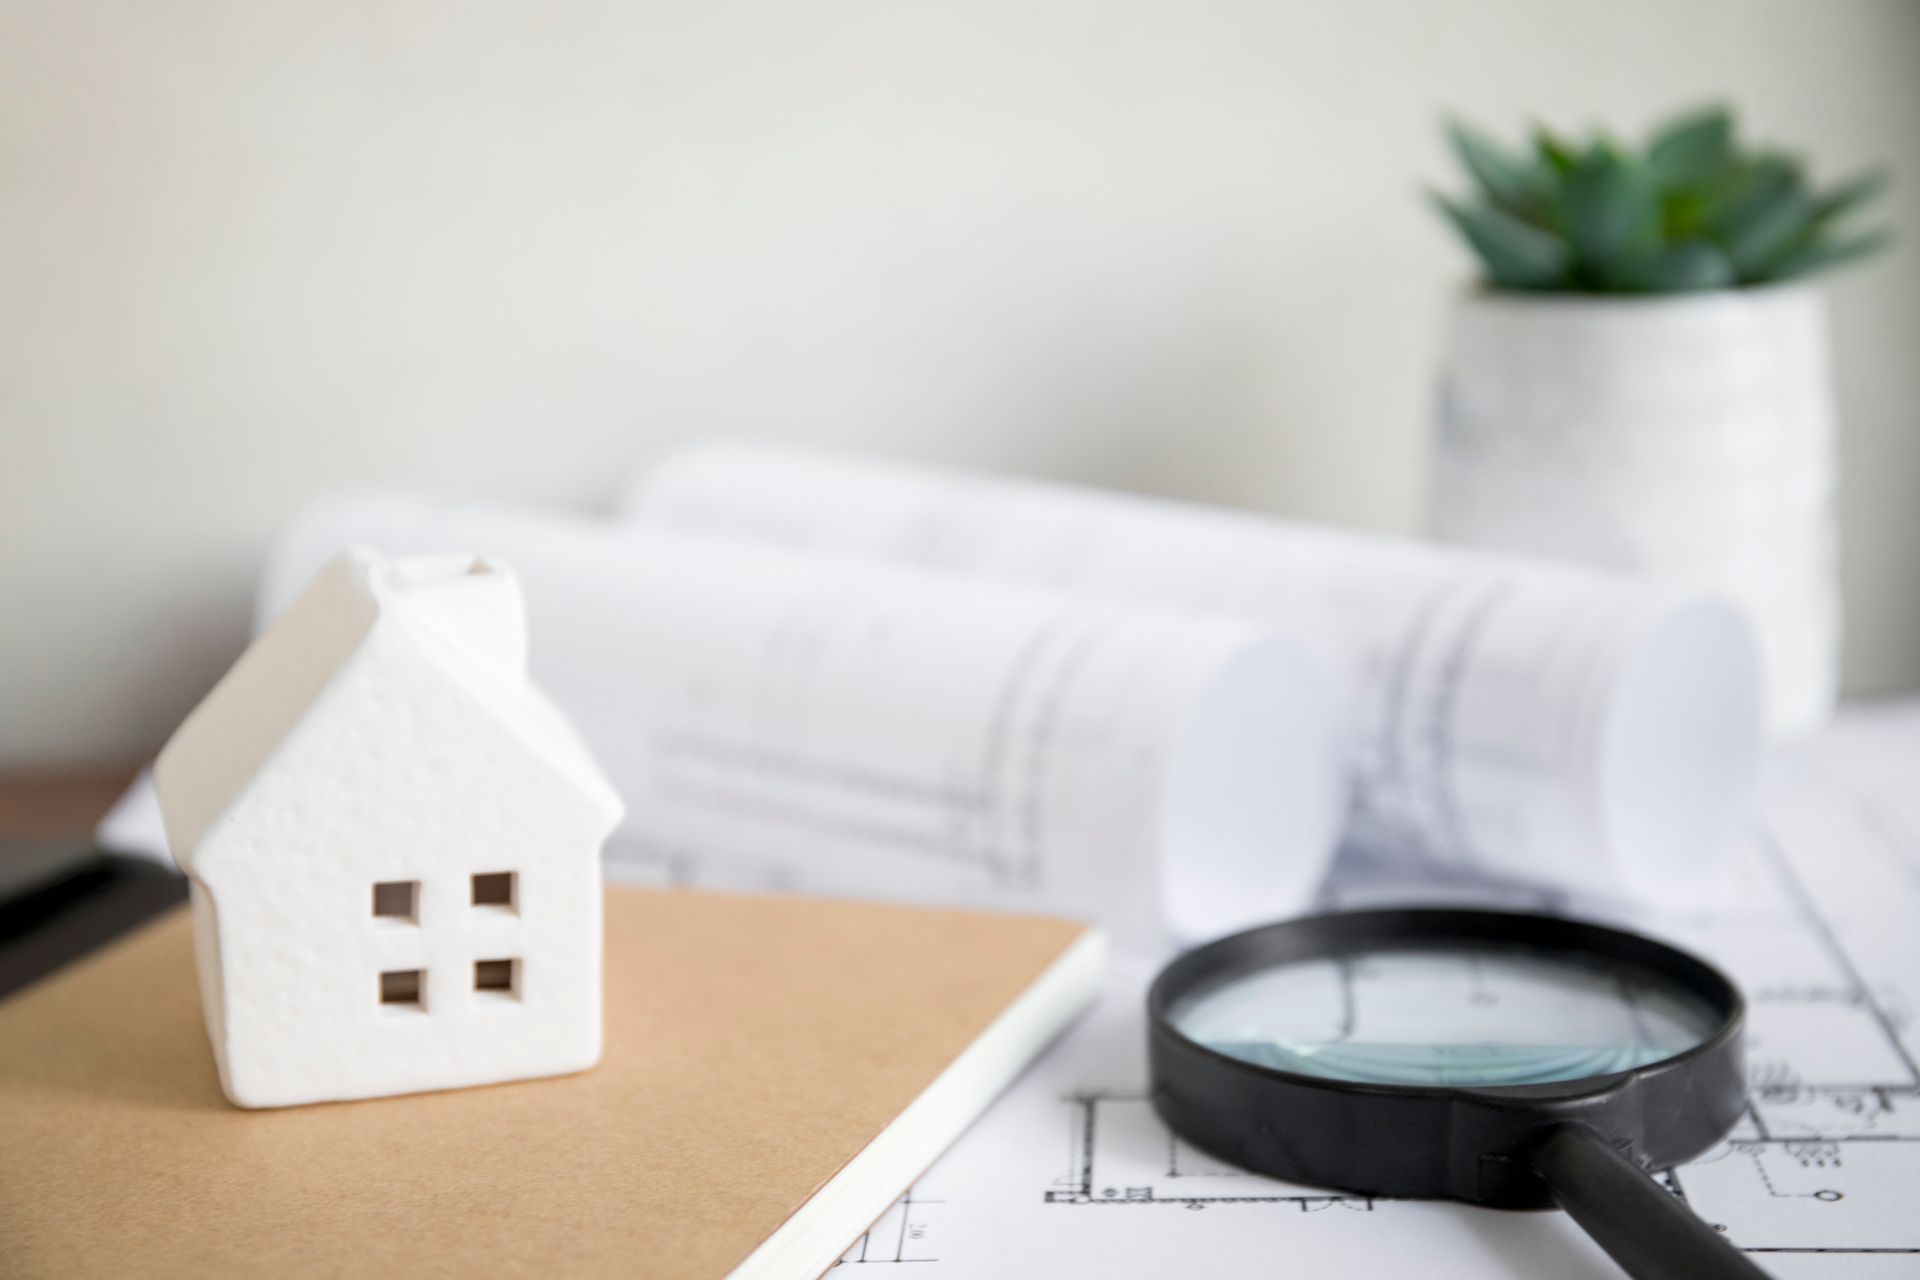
[1170,944,1724,1087]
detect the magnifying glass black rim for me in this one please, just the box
[1147,907,1748,1209]
[1149,907,1744,1100]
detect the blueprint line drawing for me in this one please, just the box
[627,439,1760,901]
[845,707,1920,1276]
[1659,818,1920,1260]
[835,1188,946,1267]
[1042,1092,1375,1210]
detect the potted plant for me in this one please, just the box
[1429,105,1888,736]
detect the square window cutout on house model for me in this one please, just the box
[153,547,624,1108]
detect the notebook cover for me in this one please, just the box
[0,886,1091,1277]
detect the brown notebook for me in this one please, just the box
[0,886,1103,1279]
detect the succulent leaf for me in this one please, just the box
[1560,143,1662,287]
[1446,119,1546,220]
[1662,187,1712,239]
[1435,106,1889,292]
[1813,170,1890,227]
[1646,106,1734,189]
[1622,240,1738,292]
[1713,157,1816,279]
[1432,194,1569,289]
[1532,125,1580,177]
[1769,229,1893,280]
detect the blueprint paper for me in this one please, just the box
[240,492,1346,946]
[626,441,1764,905]
[827,704,1920,1277]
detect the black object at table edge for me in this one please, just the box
[0,846,187,1000]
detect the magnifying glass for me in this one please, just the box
[1149,908,1768,1280]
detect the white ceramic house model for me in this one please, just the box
[154,548,623,1108]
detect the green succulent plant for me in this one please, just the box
[1433,105,1890,293]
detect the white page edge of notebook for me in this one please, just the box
[731,924,1109,1280]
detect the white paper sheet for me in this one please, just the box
[833,703,1920,1277]
[238,491,1345,945]
[626,442,1766,905]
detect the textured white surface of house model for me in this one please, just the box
[154,547,623,1108]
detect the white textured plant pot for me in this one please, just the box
[1431,284,1839,738]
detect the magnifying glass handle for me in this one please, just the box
[1531,1125,1770,1280]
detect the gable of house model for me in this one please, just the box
[155,547,623,886]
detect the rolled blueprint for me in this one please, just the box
[623,441,1765,904]
[260,491,1346,945]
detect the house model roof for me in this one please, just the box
[155,547,621,874]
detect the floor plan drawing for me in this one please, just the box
[835,1188,947,1268]
[1042,1091,1375,1210]
[845,705,1920,1277]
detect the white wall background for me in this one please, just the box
[2,0,1916,766]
